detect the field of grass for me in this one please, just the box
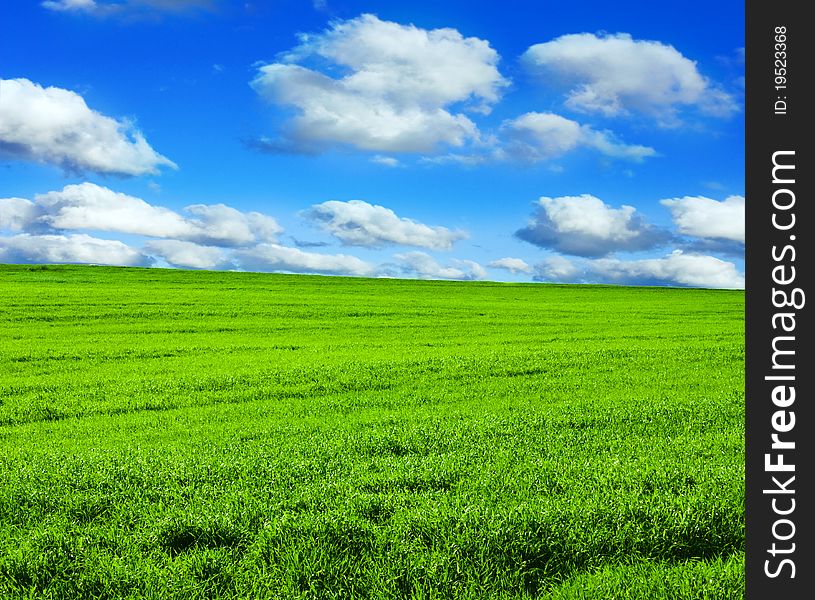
[0,264,744,599]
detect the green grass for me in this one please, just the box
[0,264,744,599]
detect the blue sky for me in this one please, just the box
[0,0,744,287]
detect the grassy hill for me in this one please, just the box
[0,264,744,599]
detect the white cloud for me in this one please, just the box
[145,239,230,269]
[425,112,655,165]
[588,251,744,289]
[303,200,466,249]
[180,203,283,246]
[41,0,97,11]
[500,112,655,162]
[0,78,176,176]
[236,244,375,276]
[533,251,744,289]
[0,198,37,232]
[516,194,670,257]
[251,14,507,153]
[0,183,282,247]
[41,0,216,15]
[487,257,532,274]
[0,233,149,266]
[370,155,401,167]
[32,183,192,237]
[522,33,738,124]
[1,184,391,277]
[534,255,581,281]
[393,251,486,280]
[418,153,493,167]
[456,259,487,280]
[661,195,744,242]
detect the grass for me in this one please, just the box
[0,264,744,598]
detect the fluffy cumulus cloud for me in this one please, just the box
[534,255,582,281]
[0,79,176,176]
[251,14,507,154]
[487,257,532,274]
[0,183,282,247]
[522,33,738,124]
[303,200,467,249]
[516,194,670,257]
[236,244,375,276]
[425,112,655,166]
[0,233,150,266]
[144,239,232,270]
[500,112,655,162]
[534,251,743,289]
[661,195,745,242]
[0,183,384,277]
[0,198,38,232]
[392,251,486,280]
[588,252,744,288]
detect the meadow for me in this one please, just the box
[0,264,744,599]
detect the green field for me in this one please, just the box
[0,264,744,599]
